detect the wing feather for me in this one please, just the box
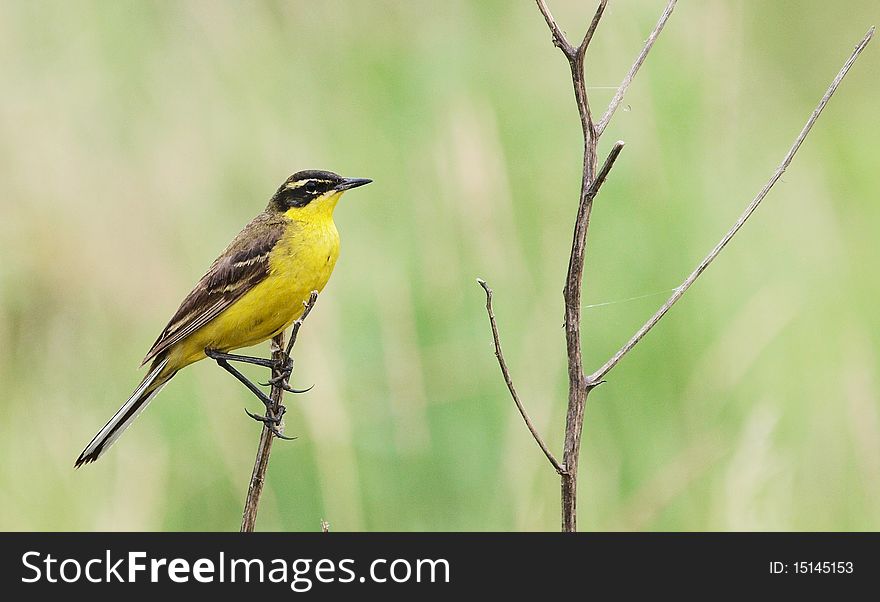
[142,212,288,364]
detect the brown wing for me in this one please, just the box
[142,212,288,365]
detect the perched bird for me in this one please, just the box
[75,170,371,467]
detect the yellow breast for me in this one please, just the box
[169,215,340,368]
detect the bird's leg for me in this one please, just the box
[207,347,302,440]
[209,355,275,408]
[204,348,276,369]
[205,349,307,392]
[206,348,312,395]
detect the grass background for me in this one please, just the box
[1,0,878,531]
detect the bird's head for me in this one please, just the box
[269,170,371,218]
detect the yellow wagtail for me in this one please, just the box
[75,170,371,467]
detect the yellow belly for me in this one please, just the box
[167,219,339,369]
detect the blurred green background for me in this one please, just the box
[1,0,878,531]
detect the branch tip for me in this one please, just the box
[596,0,678,136]
[586,141,626,202]
[535,0,575,57]
[478,275,565,474]
[578,0,608,57]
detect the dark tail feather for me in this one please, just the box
[75,357,173,467]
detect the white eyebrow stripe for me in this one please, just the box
[285,178,332,190]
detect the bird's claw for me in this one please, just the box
[271,428,296,441]
[244,407,296,440]
[284,383,314,394]
[257,357,293,386]
[244,407,282,425]
[259,371,313,394]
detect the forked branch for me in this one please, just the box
[480,0,872,533]
[538,0,658,533]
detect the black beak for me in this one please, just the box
[336,177,372,191]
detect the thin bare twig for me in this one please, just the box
[241,291,320,532]
[596,0,678,137]
[536,0,575,56]
[477,278,565,474]
[578,0,608,58]
[286,291,320,357]
[589,26,875,384]
[587,141,625,201]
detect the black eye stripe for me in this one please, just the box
[302,179,330,193]
[281,179,335,207]
[270,170,344,211]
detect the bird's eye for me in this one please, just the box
[303,180,319,194]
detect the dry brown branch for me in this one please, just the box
[538,0,655,533]
[241,291,320,532]
[480,0,872,533]
[477,278,565,474]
